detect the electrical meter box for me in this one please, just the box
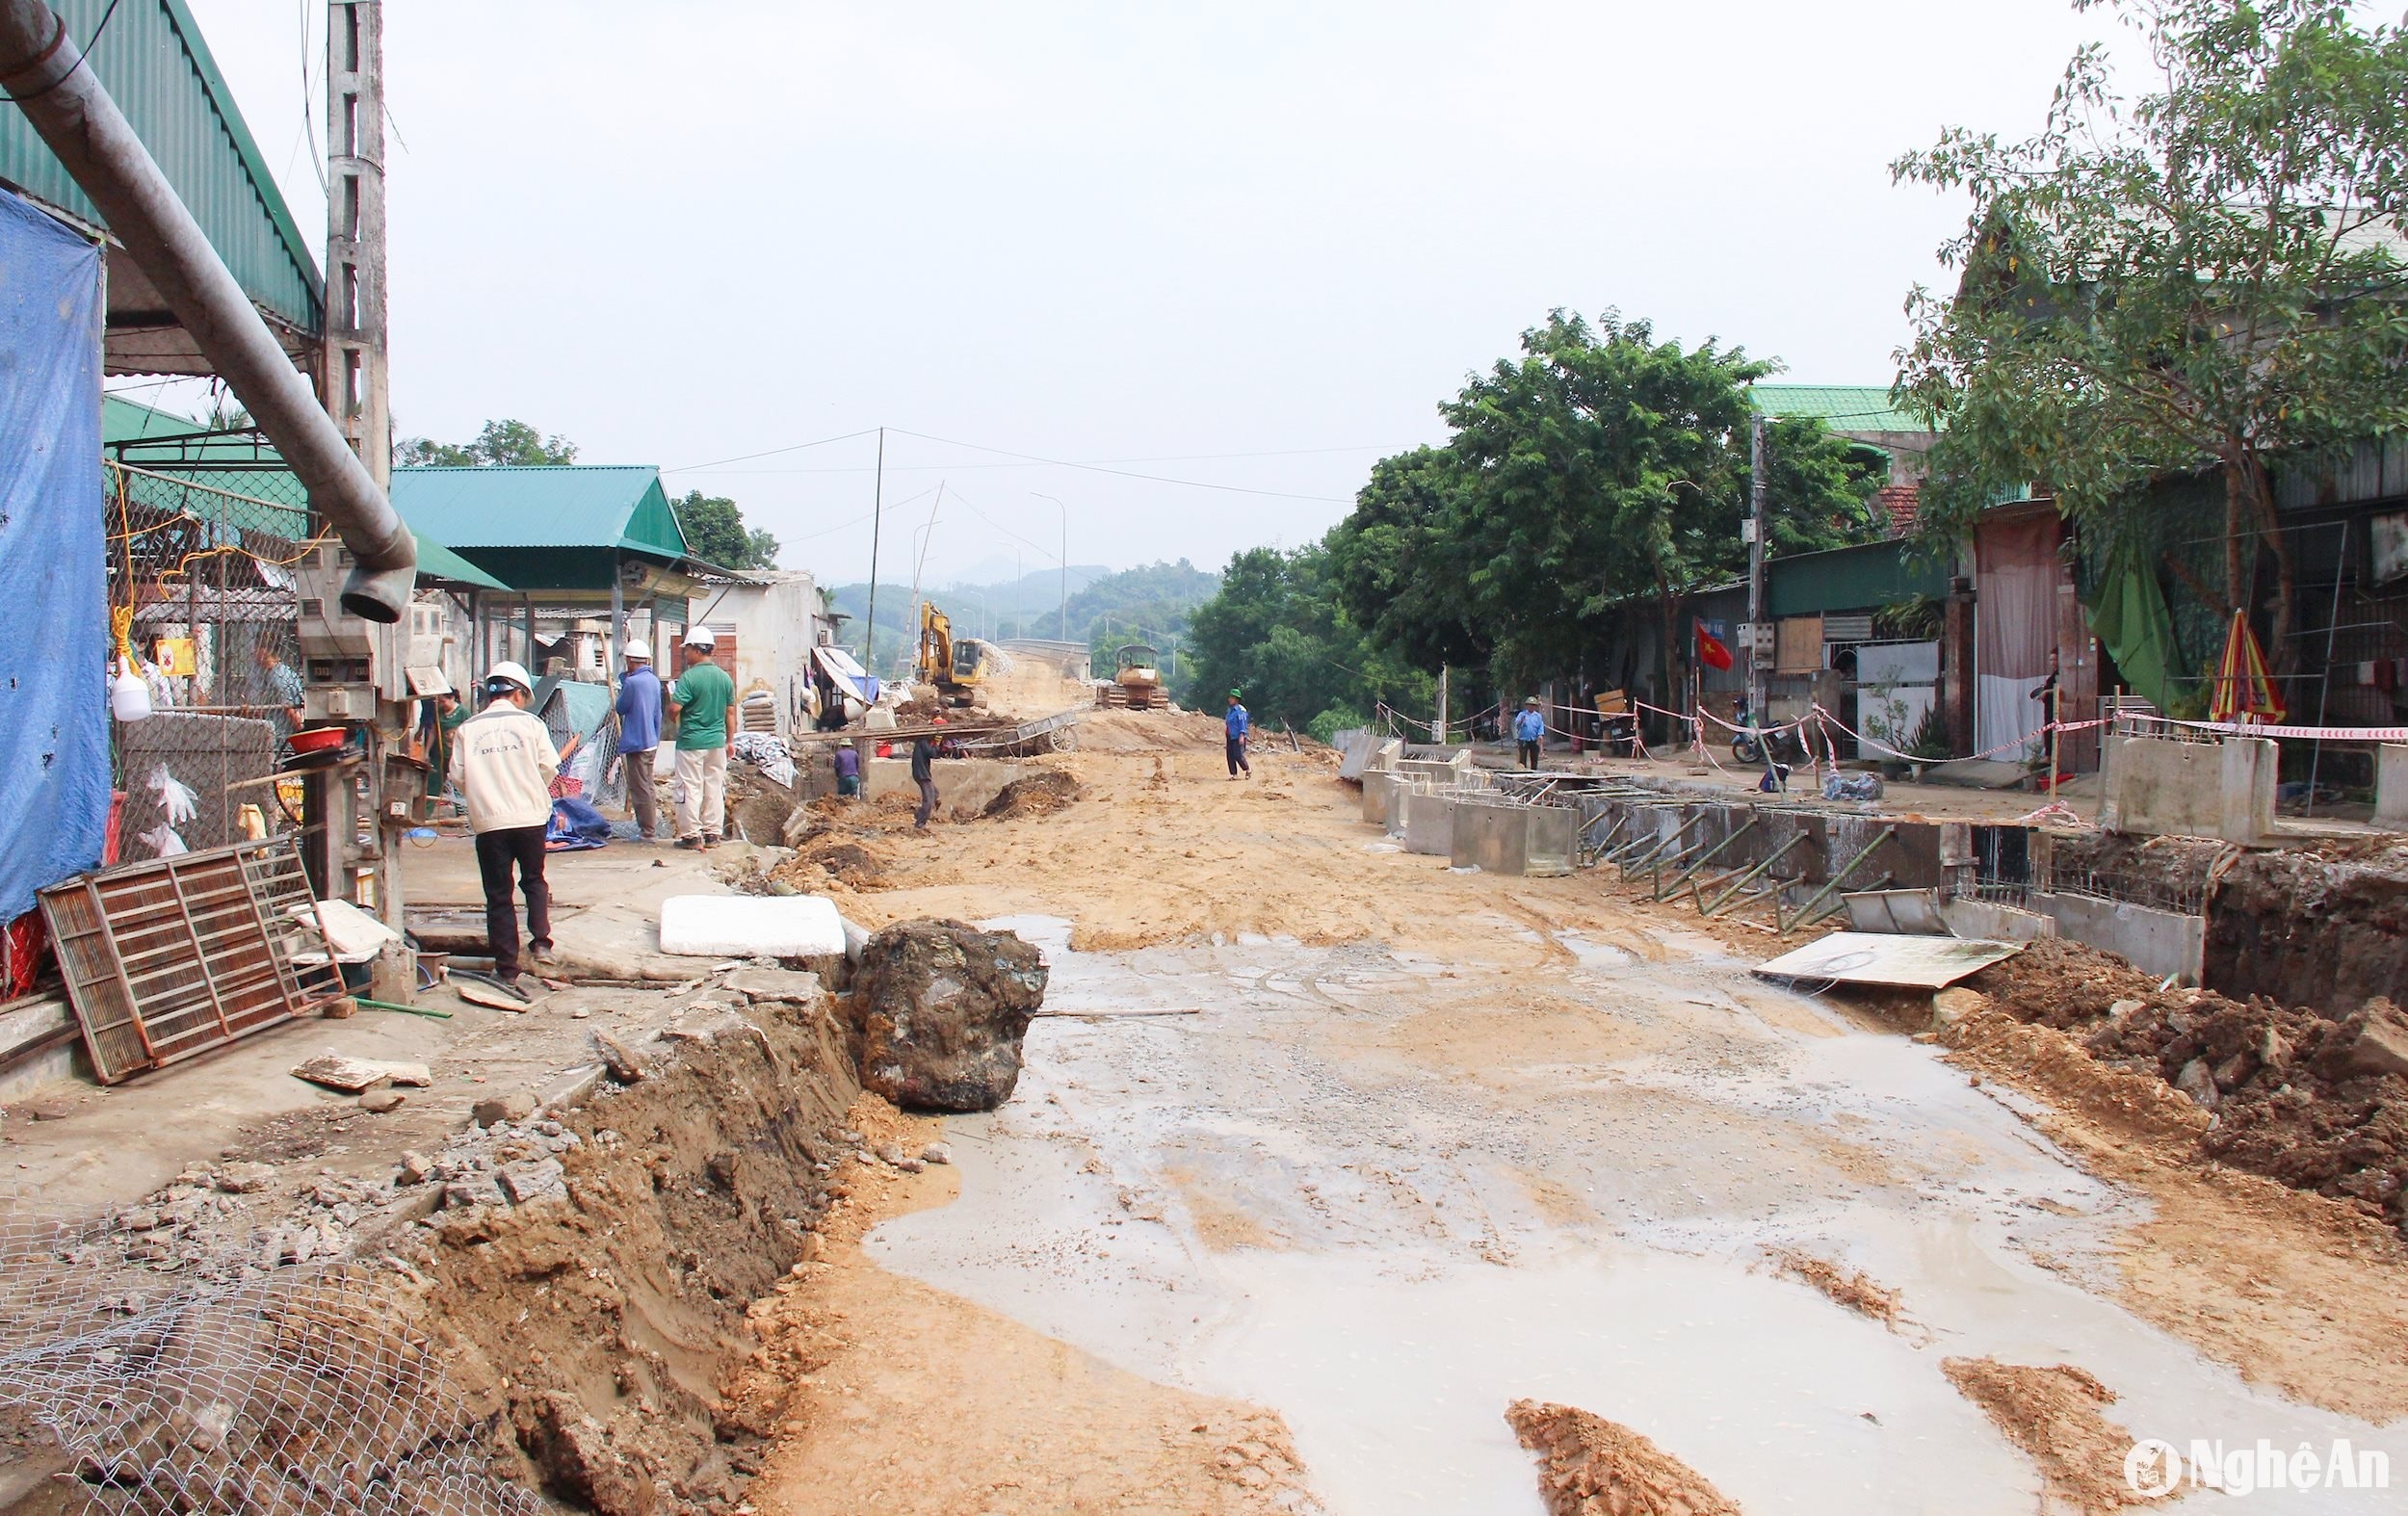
[294,541,409,719]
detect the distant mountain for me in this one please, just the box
[827,560,1219,677]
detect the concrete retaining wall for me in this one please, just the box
[2380,745,2408,828]
[2032,891,2204,984]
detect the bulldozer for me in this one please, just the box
[1097,642,1164,710]
[915,603,996,708]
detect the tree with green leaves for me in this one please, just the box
[1894,0,2408,667]
[1332,311,1878,704]
[1183,543,1433,740]
[669,490,780,570]
[394,418,581,469]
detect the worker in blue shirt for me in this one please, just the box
[1514,696,1546,770]
[1223,690,1251,780]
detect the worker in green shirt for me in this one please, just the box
[667,628,736,849]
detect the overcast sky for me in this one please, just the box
[152,0,2124,587]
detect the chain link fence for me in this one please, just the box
[0,1199,542,1514]
[108,458,313,864]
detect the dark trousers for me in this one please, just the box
[1518,739,1541,770]
[1226,736,1249,775]
[475,824,550,978]
[624,748,659,838]
[915,775,938,827]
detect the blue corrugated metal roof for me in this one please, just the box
[1750,385,1934,434]
[0,1,323,337]
[391,466,690,560]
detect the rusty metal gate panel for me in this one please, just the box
[38,836,343,1085]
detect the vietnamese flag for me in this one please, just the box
[1696,622,1734,671]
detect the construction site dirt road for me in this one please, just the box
[748,714,2408,1514]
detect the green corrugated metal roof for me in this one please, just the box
[412,533,510,591]
[0,1,322,336]
[390,466,690,560]
[1749,385,1934,434]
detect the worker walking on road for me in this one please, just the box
[1224,690,1252,780]
[911,732,939,828]
[1514,697,1546,771]
[613,640,664,841]
[451,661,559,1000]
[667,629,735,849]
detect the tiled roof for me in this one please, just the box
[1876,483,1921,534]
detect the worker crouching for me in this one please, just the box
[452,661,560,1000]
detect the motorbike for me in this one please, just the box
[1727,698,1801,781]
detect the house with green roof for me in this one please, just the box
[389,464,735,681]
[1749,383,1940,536]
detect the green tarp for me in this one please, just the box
[2086,543,2181,715]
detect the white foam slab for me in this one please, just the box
[659,894,847,958]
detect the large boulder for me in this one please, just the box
[847,919,1048,1110]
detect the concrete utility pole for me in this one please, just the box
[1435,665,1450,742]
[322,1,389,485]
[1746,412,1769,730]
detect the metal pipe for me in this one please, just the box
[0,0,414,621]
[1657,815,1757,900]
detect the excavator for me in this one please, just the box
[914,603,996,708]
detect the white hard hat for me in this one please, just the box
[623,640,651,662]
[486,660,535,693]
[683,627,716,650]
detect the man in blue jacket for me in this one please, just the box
[1224,690,1251,780]
[613,640,665,840]
[1514,697,1546,770]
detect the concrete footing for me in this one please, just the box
[1449,798,1576,876]
[2100,735,2275,844]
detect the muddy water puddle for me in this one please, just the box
[869,918,2405,1513]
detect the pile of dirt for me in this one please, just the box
[847,919,1050,1111]
[1961,939,2167,1031]
[982,767,1082,820]
[1939,1359,2154,1513]
[2088,997,2408,1232]
[1955,936,2408,1236]
[409,986,864,1514]
[1504,1399,1741,1516]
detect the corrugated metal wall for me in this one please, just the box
[0,0,322,333]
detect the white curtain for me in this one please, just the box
[1975,514,2059,759]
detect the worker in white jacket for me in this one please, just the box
[450,661,560,998]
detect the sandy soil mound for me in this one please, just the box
[983,767,1083,820]
[1940,1358,2158,1513]
[1077,709,1227,752]
[1505,1399,1741,1516]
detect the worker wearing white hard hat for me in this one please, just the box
[614,638,666,841]
[667,628,735,848]
[451,660,561,999]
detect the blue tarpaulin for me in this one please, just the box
[0,188,105,922]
